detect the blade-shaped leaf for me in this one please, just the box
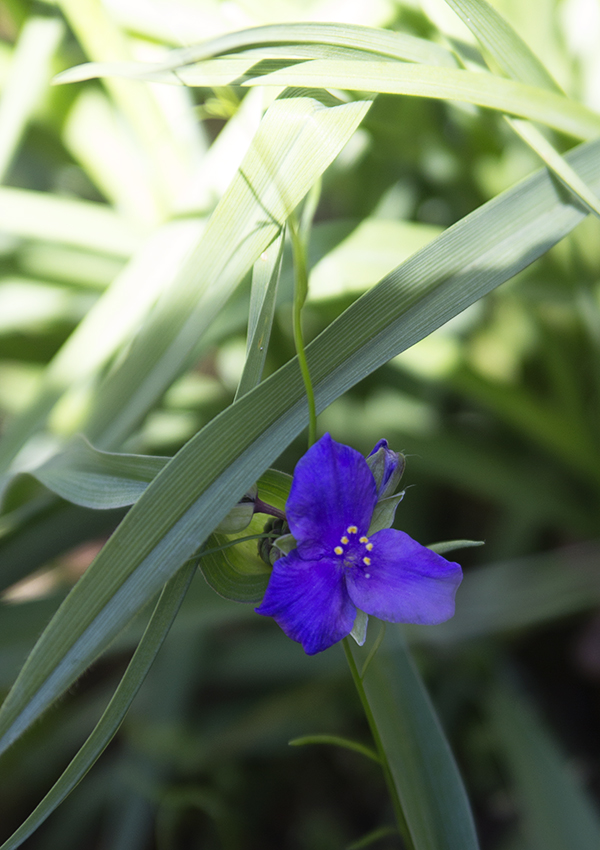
[235,229,285,401]
[53,21,458,86]
[1,136,599,755]
[443,0,563,92]
[239,61,600,140]
[30,436,168,509]
[59,51,600,141]
[0,17,64,182]
[0,560,195,850]
[350,631,479,849]
[82,90,373,450]
[442,0,600,219]
[488,675,600,850]
[0,217,198,488]
[507,119,600,219]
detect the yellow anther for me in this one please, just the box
[363,556,371,566]
[366,543,373,551]
[334,546,343,556]
[359,536,368,544]
[341,536,349,545]
[347,525,358,534]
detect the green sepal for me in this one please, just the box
[368,491,405,535]
[350,609,368,646]
[199,468,291,603]
[427,539,485,555]
[271,532,296,559]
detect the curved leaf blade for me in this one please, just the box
[83,90,373,449]
[443,0,563,92]
[54,21,458,85]
[240,61,600,140]
[351,631,479,849]
[0,560,195,850]
[489,675,600,850]
[31,437,168,509]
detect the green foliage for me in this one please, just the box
[0,0,599,848]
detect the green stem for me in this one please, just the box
[289,214,317,448]
[342,638,414,850]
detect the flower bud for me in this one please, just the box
[258,517,293,565]
[366,439,405,499]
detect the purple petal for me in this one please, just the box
[255,549,357,654]
[286,433,377,553]
[345,528,462,624]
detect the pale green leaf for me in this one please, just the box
[240,60,600,140]
[0,17,64,183]
[53,21,458,85]
[508,119,600,219]
[82,90,373,450]
[443,0,562,92]
[235,229,285,401]
[0,187,143,257]
[443,0,600,218]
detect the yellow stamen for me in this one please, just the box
[341,536,349,544]
[363,556,371,566]
[347,525,358,534]
[334,546,343,556]
[366,543,373,551]
[359,536,368,544]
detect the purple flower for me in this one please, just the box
[255,433,463,655]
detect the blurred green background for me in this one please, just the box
[1,0,600,848]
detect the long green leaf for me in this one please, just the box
[59,53,600,141]
[443,0,563,92]
[54,21,458,86]
[407,543,600,644]
[443,0,600,218]
[0,218,199,488]
[351,631,479,850]
[0,186,143,256]
[489,675,600,850]
[30,437,168,509]
[0,17,64,182]
[82,90,373,450]
[0,560,195,850]
[238,61,600,140]
[235,229,285,401]
[1,136,599,755]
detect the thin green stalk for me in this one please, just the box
[342,638,414,850]
[289,212,317,447]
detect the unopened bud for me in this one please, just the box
[366,439,405,499]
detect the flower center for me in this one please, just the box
[333,525,373,571]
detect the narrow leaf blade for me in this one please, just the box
[353,632,479,850]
